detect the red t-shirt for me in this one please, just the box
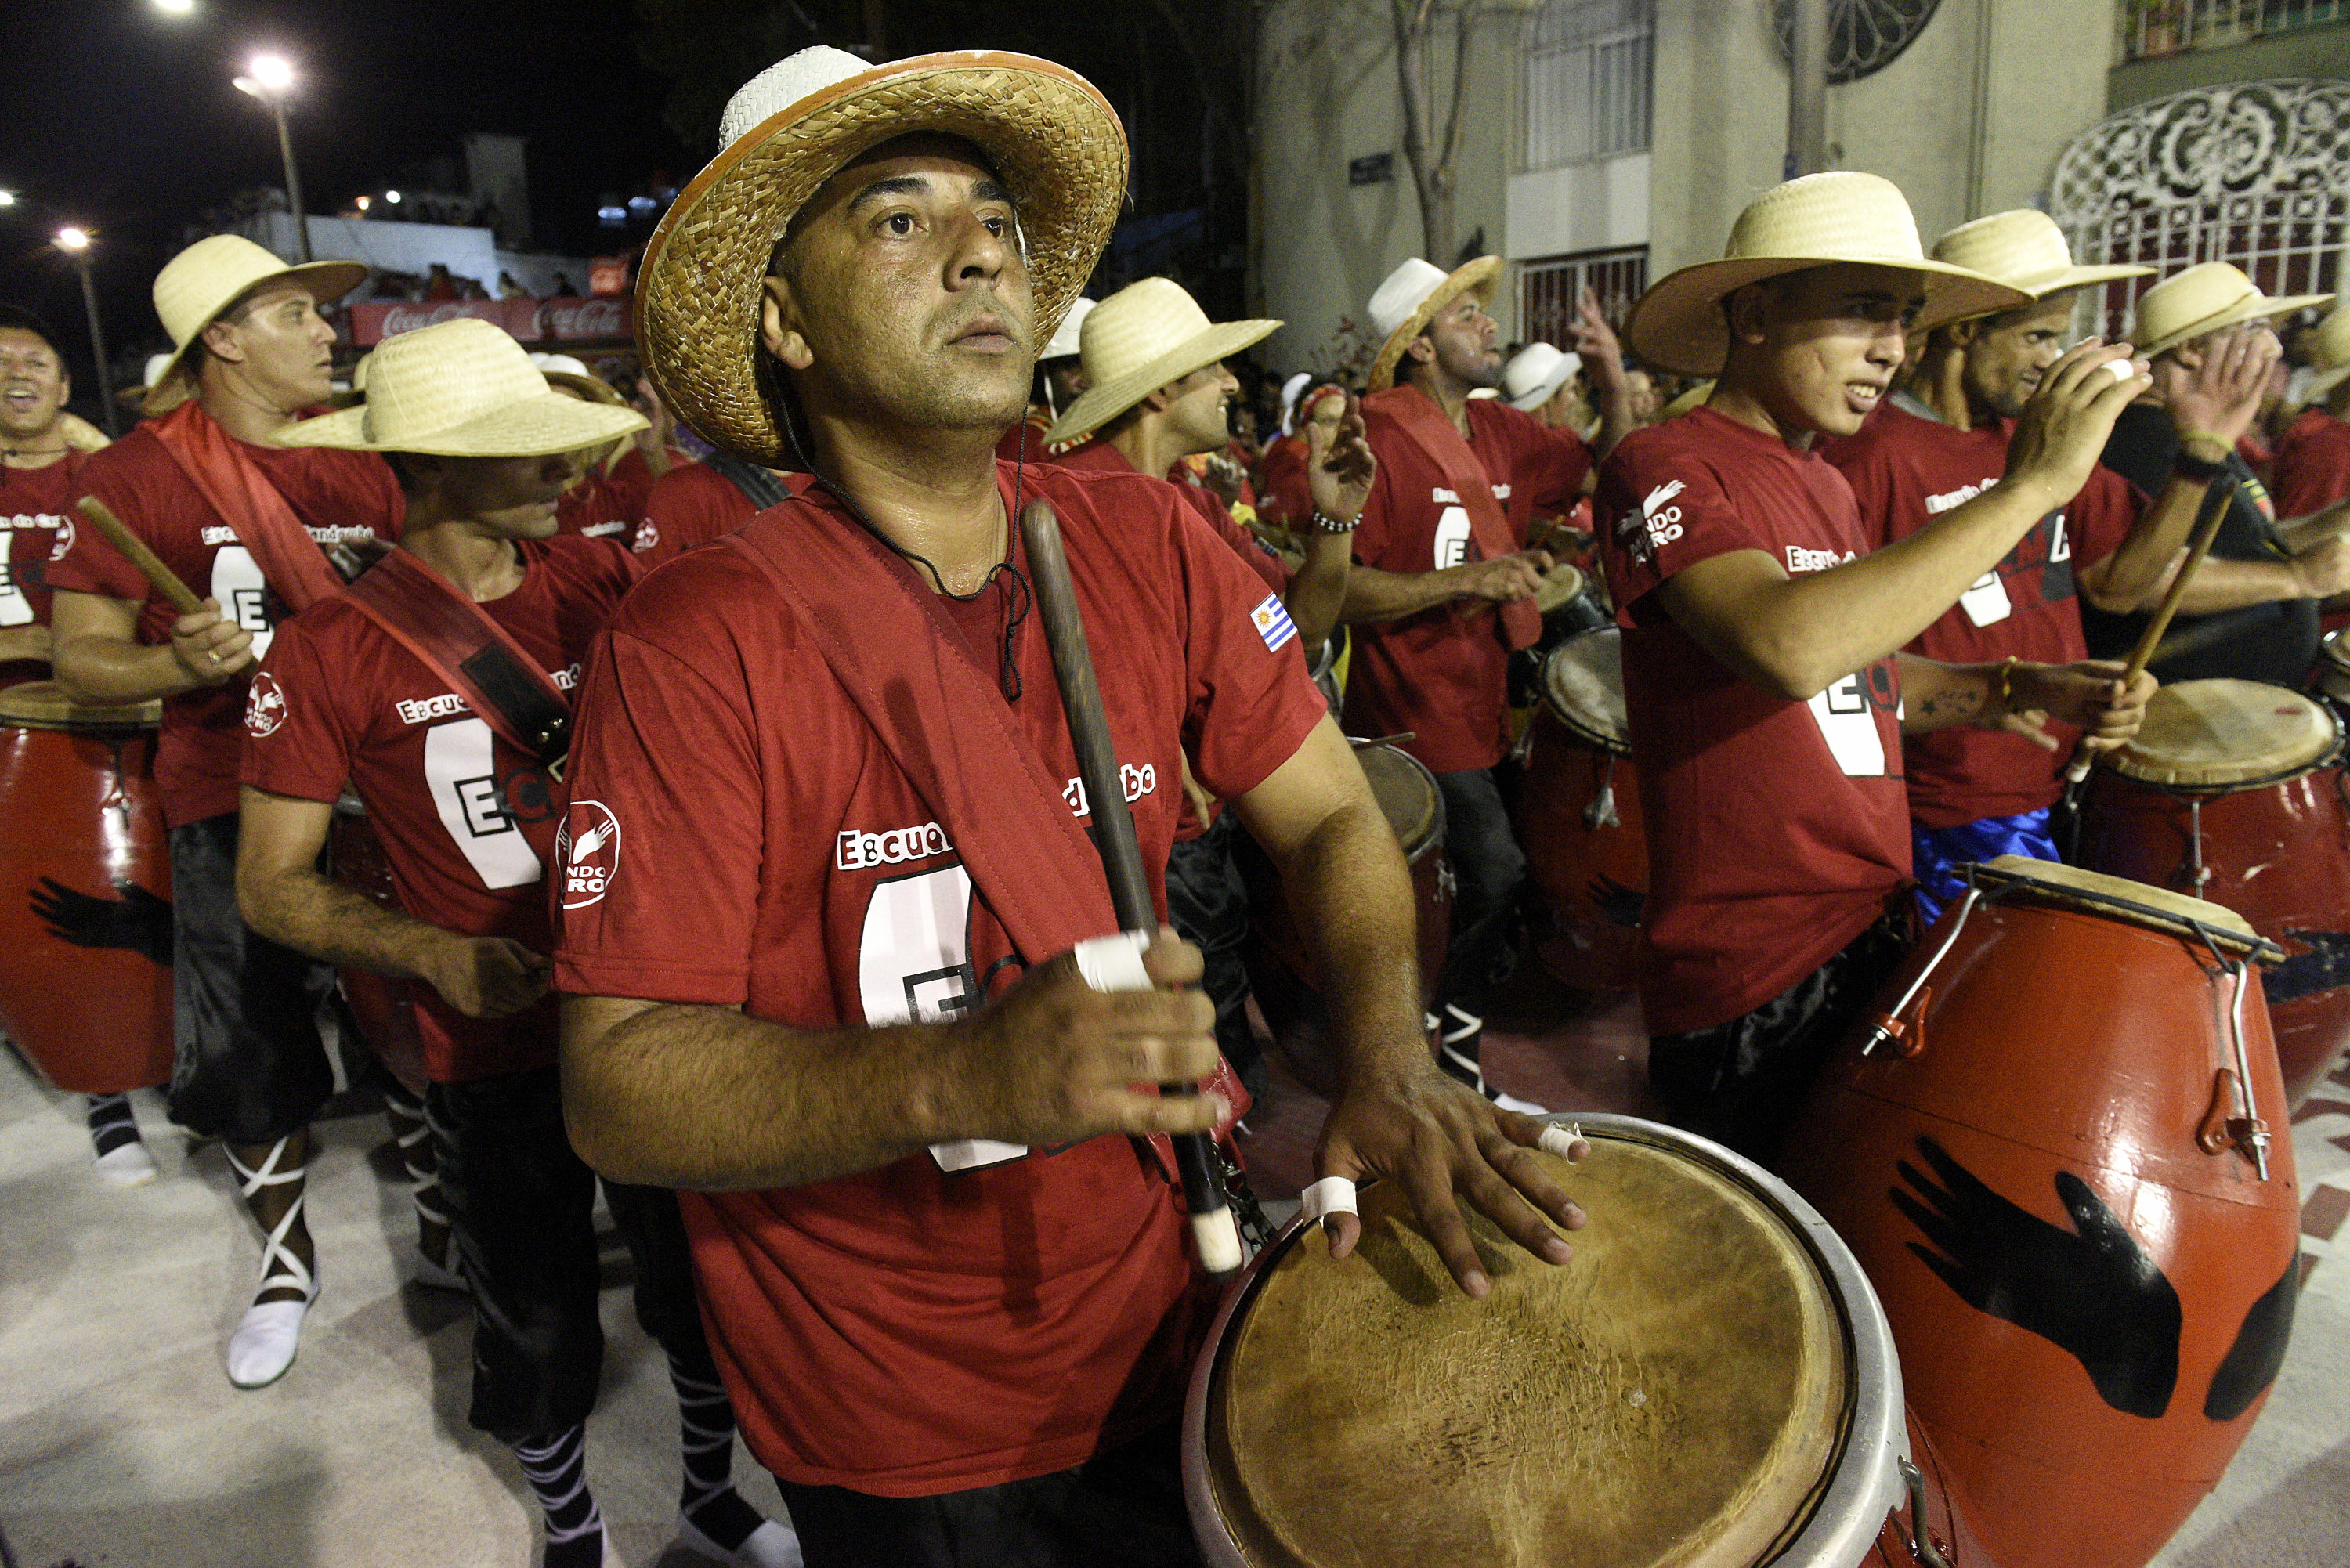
[49,424,403,827]
[1347,390,1592,773]
[1824,401,2140,827]
[1596,408,1910,1035]
[1048,438,1289,595]
[240,538,642,1080]
[551,460,1327,1496]
[639,460,765,565]
[0,451,89,634]
[2272,407,2350,521]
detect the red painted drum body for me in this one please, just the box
[2077,678,2350,1107]
[327,796,430,1097]
[1784,858,2301,1568]
[0,682,175,1094]
[1513,629,1647,991]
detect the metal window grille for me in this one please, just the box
[2119,1,2350,63]
[1517,247,1650,349]
[1523,0,1655,170]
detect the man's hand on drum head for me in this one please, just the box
[1455,551,1553,605]
[168,598,256,685]
[1314,1057,1588,1299]
[2016,659,2157,754]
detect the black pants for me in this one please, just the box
[1432,768,1527,1015]
[426,1064,719,1442]
[774,1423,1202,1568]
[1163,812,1260,1088]
[168,811,344,1143]
[1647,914,1911,1166]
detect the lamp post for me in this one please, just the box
[233,53,312,263]
[52,228,119,439]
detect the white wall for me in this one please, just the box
[240,212,592,298]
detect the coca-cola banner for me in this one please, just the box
[349,297,633,346]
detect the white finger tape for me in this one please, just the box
[1073,929,1153,994]
[1299,1176,1358,1226]
[1538,1123,1589,1160]
[2103,358,2137,383]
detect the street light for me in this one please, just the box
[154,0,197,13]
[233,52,311,263]
[52,228,119,438]
[0,190,16,208]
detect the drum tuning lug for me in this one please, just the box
[2226,1116,2272,1181]
[1861,988,1929,1058]
[2196,1069,2240,1156]
[1896,1458,1954,1568]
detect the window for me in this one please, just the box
[1524,0,1654,170]
[2119,1,2350,63]
[1518,247,1650,348]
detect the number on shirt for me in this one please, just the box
[1432,504,1473,569]
[212,545,275,656]
[0,558,30,628]
[424,717,543,890]
[1810,670,1889,776]
[858,865,981,1026]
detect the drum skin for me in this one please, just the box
[327,809,430,1097]
[0,719,174,1094]
[1515,706,1647,992]
[1784,893,2301,1568]
[2078,766,2350,1108]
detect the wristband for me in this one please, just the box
[2171,444,2228,482]
[1995,656,2019,714]
[1310,508,1359,535]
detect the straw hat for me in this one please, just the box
[1043,278,1278,446]
[1040,295,1095,363]
[1929,210,2151,307]
[529,352,625,406]
[1365,255,1502,393]
[2305,303,2350,400]
[635,45,1127,466]
[1660,379,1715,421]
[147,234,367,407]
[1625,172,2030,378]
[1502,341,1582,413]
[275,318,646,457]
[2135,261,2334,359]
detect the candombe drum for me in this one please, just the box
[2076,677,2350,1107]
[1507,561,1613,708]
[1511,627,1647,991]
[1186,1114,2001,1567]
[1243,742,1449,1096]
[327,791,430,1097]
[1783,858,2301,1568]
[0,682,174,1094]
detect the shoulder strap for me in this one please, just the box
[339,547,573,769]
[1368,385,1539,649]
[145,401,351,612]
[703,450,790,511]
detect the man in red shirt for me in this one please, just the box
[1599,172,2153,1160]
[236,320,794,1568]
[2272,305,2350,522]
[49,234,414,1389]
[558,46,1586,1566]
[1823,210,2272,918]
[1340,256,1629,1107]
[639,449,801,564]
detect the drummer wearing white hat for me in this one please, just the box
[1500,341,1584,422]
[1596,172,2155,1161]
[48,232,409,1389]
[996,293,1096,463]
[2269,302,2350,526]
[551,45,1585,1563]
[2086,260,2345,685]
[1821,209,2273,921]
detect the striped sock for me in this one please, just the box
[512,1426,604,1568]
[86,1094,142,1159]
[671,1357,765,1550]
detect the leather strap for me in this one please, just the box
[146,400,350,612]
[1366,385,1538,649]
[704,450,790,511]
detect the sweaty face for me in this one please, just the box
[434,452,580,538]
[205,283,337,412]
[763,137,1034,435]
[1960,294,2075,421]
[1728,263,1922,439]
[0,329,68,444]
[1159,362,1238,457]
[1419,293,1502,389]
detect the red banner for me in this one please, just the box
[349,297,633,347]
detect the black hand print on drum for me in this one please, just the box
[28,877,175,967]
[1891,1136,2180,1419]
[2204,1258,2296,1422]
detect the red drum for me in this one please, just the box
[327,793,429,1097]
[0,682,174,1094]
[2077,678,2350,1107]
[1784,858,2301,1568]
[1512,628,1647,991]
[1244,742,1450,1097]
[1187,1115,2002,1566]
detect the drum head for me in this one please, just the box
[1202,1134,1851,1568]
[2108,679,2340,789]
[1354,745,1442,862]
[1975,856,2280,962]
[0,680,162,730]
[1531,562,1587,616]
[1542,629,1630,754]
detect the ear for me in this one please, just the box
[1406,334,1437,366]
[200,316,248,367]
[1143,380,1181,414]
[1947,318,1980,350]
[1725,284,1772,347]
[759,277,812,371]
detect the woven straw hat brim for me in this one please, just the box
[1043,317,1278,446]
[274,392,648,457]
[638,52,1127,467]
[1366,255,1503,394]
[1627,255,2030,378]
[150,258,370,402]
[541,370,626,406]
[2142,291,2336,358]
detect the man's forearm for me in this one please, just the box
[238,860,450,980]
[1593,388,1636,460]
[1898,656,2001,735]
[1284,529,1352,655]
[1342,564,1476,623]
[1270,795,1426,1086]
[2092,474,2212,610]
[55,633,203,706]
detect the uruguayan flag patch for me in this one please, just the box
[1249,593,1298,653]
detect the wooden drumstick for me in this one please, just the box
[75,496,204,616]
[2062,473,2239,785]
[1018,497,1246,1278]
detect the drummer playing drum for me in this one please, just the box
[1594,172,2156,1162]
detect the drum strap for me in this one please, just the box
[338,547,573,771]
[703,450,790,511]
[1363,385,1539,651]
[145,400,350,612]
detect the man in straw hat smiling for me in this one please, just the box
[234,318,797,1568]
[1596,172,2156,1160]
[48,232,411,1389]
[553,46,1586,1563]
[2271,302,2350,524]
[2084,261,2347,685]
[1822,209,2276,920]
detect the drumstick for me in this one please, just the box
[75,497,204,616]
[2062,473,2239,785]
[1018,498,1246,1278]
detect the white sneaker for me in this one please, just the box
[674,1515,804,1568]
[93,1139,161,1187]
[226,1295,313,1388]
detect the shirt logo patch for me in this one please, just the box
[1249,593,1298,654]
[1640,480,1687,556]
[244,670,287,737]
[556,800,623,909]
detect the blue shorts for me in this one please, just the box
[1911,808,2060,927]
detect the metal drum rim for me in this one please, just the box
[1539,633,1632,757]
[1180,1111,1907,1568]
[1353,742,1447,865]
